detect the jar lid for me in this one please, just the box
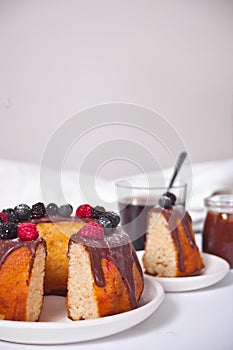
[204,194,233,210]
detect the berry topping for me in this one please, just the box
[104,211,120,227]
[158,192,177,209]
[2,208,18,222]
[58,204,73,217]
[46,203,58,216]
[0,212,8,223]
[31,202,46,218]
[76,204,93,219]
[18,223,39,241]
[79,222,104,239]
[91,206,106,219]
[0,222,18,239]
[14,204,31,221]
[97,216,113,231]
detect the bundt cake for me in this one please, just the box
[67,226,143,320]
[0,234,46,321]
[0,202,144,322]
[143,193,204,277]
[0,203,85,297]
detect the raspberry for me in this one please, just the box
[79,222,104,239]
[0,212,8,223]
[76,204,93,219]
[18,223,39,241]
[0,222,18,239]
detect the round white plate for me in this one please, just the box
[137,251,230,292]
[0,276,164,345]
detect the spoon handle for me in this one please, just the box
[168,152,187,190]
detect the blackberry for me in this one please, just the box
[14,204,31,221]
[58,204,73,217]
[46,203,58,216]
[97,216,113,232]
[31,202,46,218]
[0,217,4,224]
[2,208,18,222]
[104,211,120,227]
[91,206,106,219]
[0,222,18,239]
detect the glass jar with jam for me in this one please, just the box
[202,194,233,268]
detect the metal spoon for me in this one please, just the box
[159,152,187,208]
[167,152,187,191]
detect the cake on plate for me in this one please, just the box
[143,192,204,277]
[67,225,143,320]
[0,222,46,321]
[0,202,144,321]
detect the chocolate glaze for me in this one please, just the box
[0,238,46,275]
[0,215,77,271]
[0,215,78,271]
[0,215,143,306]
[29,215,84,224]
[69,227,143,309]
[149,206,196,272]
[0,215,84,292]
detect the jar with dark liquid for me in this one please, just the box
[118,197,155,250]
[202,195,233,268]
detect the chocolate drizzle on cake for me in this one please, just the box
[29,215,84,224]
[0,238,46,275]
[150,206,196,272]
[0,215,78,274]
[70,228,143,309]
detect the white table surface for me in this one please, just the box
[1,235,233,350]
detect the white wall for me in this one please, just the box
[0,0,233,179]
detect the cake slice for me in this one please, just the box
[67,224,144,320]
[143,205,204,277]
[0,236,46,321]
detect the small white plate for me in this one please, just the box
[137,251,230,292]
[0,276,164,345]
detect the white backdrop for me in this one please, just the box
[0,0,233,179]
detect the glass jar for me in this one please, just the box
[202,194,233,268]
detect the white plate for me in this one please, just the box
[0,276,164,345]
[137,251,230,292]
